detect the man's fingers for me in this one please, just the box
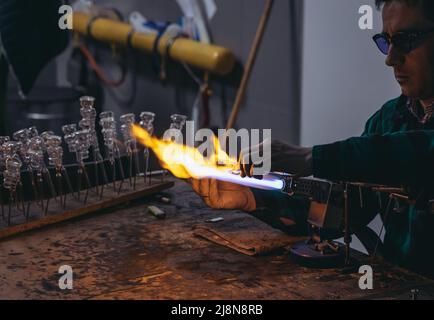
[208,179,221,208]
[243,163,252,178]
[239,151,248,177]
[198,178,211,197]
[191,178,211,197]
[240,163,246,178]
[241,162,268,179]
[249,165,254,177]
[198,179,221,209]
[203,197,214,208]
[239,141,271,179]
[191,179,200,194]
[217,190,232,209]
[240,162,251,178]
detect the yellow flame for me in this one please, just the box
[132,125,239,179]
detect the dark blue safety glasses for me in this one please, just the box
[373,28,434,55]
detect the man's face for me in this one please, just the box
[382,2,434,99]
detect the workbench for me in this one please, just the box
[0,179,433,300]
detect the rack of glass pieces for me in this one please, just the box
[0,96,187,239]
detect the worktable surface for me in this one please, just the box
[1,180,433,300]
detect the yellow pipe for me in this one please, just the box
[73,12,235,76]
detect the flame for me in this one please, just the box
[132,125,238,179]
[131,125,284,191]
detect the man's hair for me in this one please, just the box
[375,0,434,21]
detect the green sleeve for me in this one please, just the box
[361,97,402,137]
[362,108,383,136]
[313,130,434,186]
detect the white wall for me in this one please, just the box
[300,0,400,146]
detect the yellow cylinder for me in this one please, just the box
[73,12,235,75]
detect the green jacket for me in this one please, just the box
[253,95,434,277]
[313,95,434,277]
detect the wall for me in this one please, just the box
[300,0,400,146]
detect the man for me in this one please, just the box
[191,0,434,277]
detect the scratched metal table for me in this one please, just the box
[0,179,433,300]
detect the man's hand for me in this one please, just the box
[191,178,257,212]
[240,140,313,178]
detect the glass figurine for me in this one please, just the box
[120,113,140,189]
[139,111,155,185]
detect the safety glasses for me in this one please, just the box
[373,28,434,55]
